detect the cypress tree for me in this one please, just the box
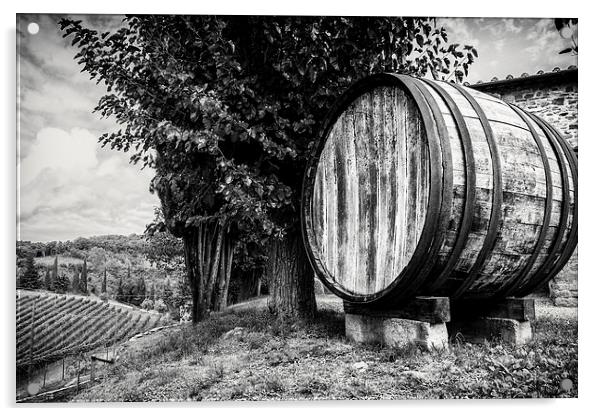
[80,258,88,294]
[133,276,146,306]
[71,267,80,294]
[116,275,125,302]
[52,256,58,285]
[44,268,52,290]
[101,267,107,293]
[21,251,41,290]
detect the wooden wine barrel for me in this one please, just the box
[301,73,577,306]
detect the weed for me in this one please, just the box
[263,374,285,393]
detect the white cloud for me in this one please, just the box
[20,127,98,186]
[440,18,481,48]
[18,127,158,242]
[502,18,522,34]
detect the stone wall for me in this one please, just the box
[472,67,578,307]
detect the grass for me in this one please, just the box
[70,296,577,401]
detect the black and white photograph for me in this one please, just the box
[11,4,585,406]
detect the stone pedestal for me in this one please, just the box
[345,314,448,350]
[343,297,450,351]
[448,317,532,345]
[449,297,535,346]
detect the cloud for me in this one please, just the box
[20,127,98,186]
[502,18,522,34]
[439,18,481,48]
[18,127,158,242]
[16,14,160,242]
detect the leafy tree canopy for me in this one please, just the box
[60,15,477,249]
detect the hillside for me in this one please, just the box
[61,295,577,401]
[16,290,167,368]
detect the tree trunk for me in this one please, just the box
[183,221,233,322]
[182,227,206,322]
[267,230,316,321]
[215,239,234,311]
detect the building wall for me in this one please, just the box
[472,69,578,306]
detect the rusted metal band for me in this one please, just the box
[421,78,477,292]
[497,104,554,296]
[448,83,503,299]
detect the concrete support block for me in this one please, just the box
[449,317,533,346]
[345,313,448,351]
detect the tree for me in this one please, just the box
[141,298,154,310]
[50,256,59,289]
[555,18,578,55]
[71,267,80,294]
[116,275,125,303]
[44,268,53,291]
[149,283,155,301]
[61,16,477,322]
[20,251,41,290]
[131,276,146,305]
[162,279,174,308]
[154,298,168,313]
[80,258,88,294]
[54,273,70,294]
[101,267,107,294]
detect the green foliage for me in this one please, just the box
[20,251,41,290]
[59,15,478,258]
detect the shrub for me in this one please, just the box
[141,298,154,310]
[154,299,168,313]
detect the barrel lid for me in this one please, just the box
[301,74,444,304]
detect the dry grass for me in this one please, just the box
[70,295,577,402]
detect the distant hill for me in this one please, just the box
[16,290,167,368]
[16,233,190,314]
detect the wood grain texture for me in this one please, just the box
[311,85,430,295]
[343,297,451,323]
[302,74,577,305]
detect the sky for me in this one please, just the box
[16,14,578,242]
